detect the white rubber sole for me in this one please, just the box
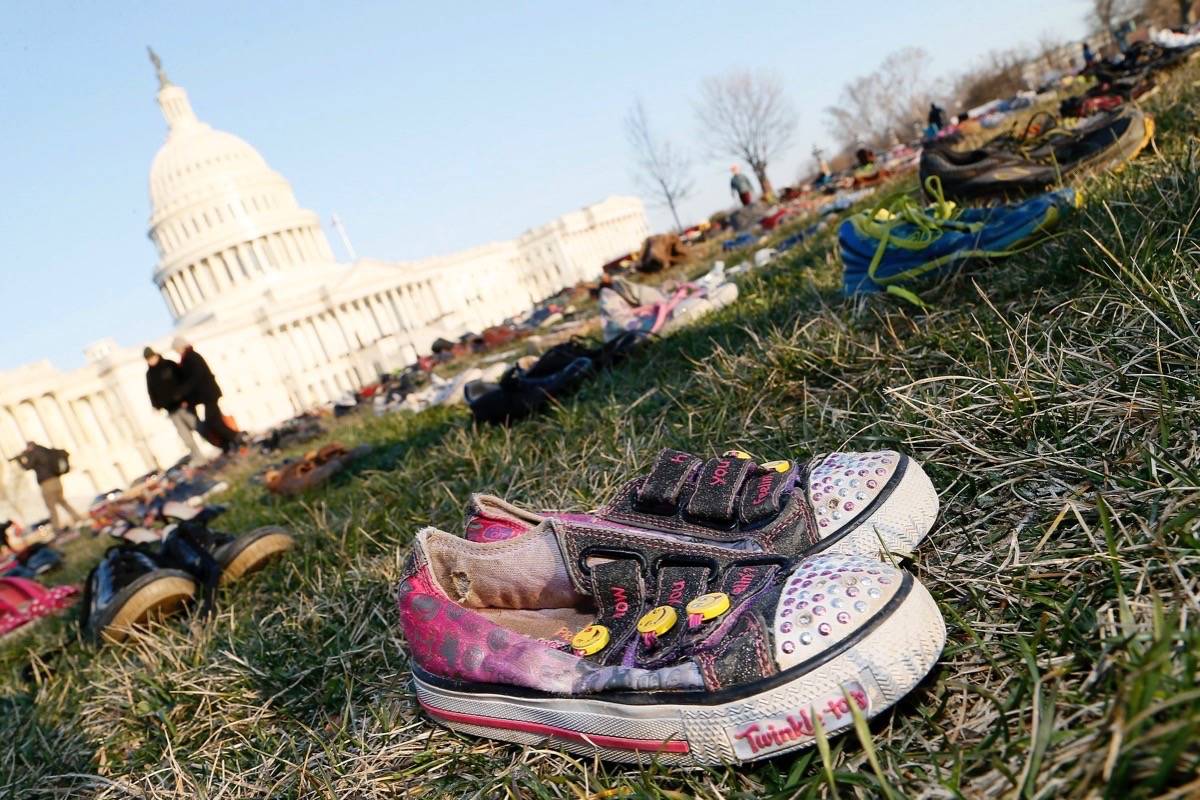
[819,457,939,560]
[414,576,945,766]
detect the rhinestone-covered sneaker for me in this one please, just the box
[398,521,946,765]
[464,448,938,560]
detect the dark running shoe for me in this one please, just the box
[80,547,196,643]
[159,504,294,611]
[920,107,1153,201]
[465,332,647,425]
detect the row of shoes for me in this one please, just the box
[395,446,945,766]
[80,504,294,643]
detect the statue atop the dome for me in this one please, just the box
[147,46,171,89]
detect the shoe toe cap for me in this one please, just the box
[772,553,905,671]
[808,451,901,534]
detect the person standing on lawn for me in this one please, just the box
[144,346,204,462]
[928,102,945,131]
[12,442,82,531]
[730,165,754,206]
[172,336,238,453]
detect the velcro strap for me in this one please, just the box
[590,559,646,665]
[685,456,754,523]
[647,565,711,651]
[635,449,702,511]
[653,565,712,609]
[719,563,779,601]
[737,465,796,525]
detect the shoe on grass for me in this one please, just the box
[398,524,945,765]
[264,443,372,495]
[159,504,294,611]
[80,547,196,643]
[465,332,647,425]
[919,107,1152,201]
[839,178,1080,301]
[464,447,938,560]
[0,577,77,638]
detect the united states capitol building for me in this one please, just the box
[0,56,649,522]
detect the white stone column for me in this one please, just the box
[162,282,181,318]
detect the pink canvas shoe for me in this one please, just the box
[465,448,938,559]
[398,520,945,765]
[0,577,78,638]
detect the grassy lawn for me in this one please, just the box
[4,66,1200,799]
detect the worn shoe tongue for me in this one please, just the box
[416,522,584,610]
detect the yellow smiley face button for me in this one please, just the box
[636,605,679,636]
[686,592,731,622]
[761,459,791,473]
[723,450,754,460]
[571,624,610,656]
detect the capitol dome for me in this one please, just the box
[145,51,335,323]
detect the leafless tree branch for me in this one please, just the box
[695,70,797,201]
[624,99,694,232]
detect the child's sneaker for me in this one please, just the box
[465,448,938,559]
[398,521,945,765]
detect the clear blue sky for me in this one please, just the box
[1,1,1090,372]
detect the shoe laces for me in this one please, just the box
[852,177,993,306]
[857,175,979,259]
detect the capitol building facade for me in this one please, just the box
[0,58,649,523]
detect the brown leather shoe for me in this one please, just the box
[265,443,372,495]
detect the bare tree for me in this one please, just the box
[1034,31,1070,76]
[953,48,1030,113]
[825,48,939,151]
[695,70,797,202]
[624,100,693,232]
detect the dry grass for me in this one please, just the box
[3,65,1200,800]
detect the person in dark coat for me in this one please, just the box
[13,442,81,531]
[928,103,945,131]
[144,346,204,461]
[172,337,238,452]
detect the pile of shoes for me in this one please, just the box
[0,519,64,578]
[89,461,230,540]
[464,332,646,425]
[396,447,946,765]
[80,504,293,643]
[598,274,738,343]
[263,442,372,496]
[839,177,1079,300]
[1087,40,1194,85]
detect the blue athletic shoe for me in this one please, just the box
[840,177,1081,303]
